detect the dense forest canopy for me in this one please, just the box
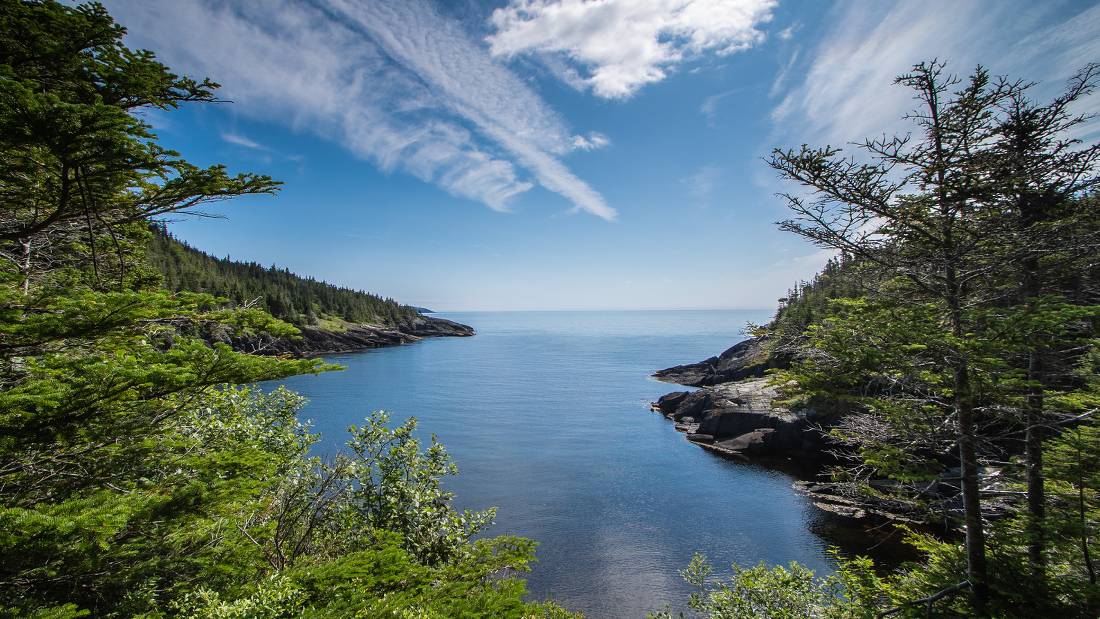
[0,1,571,617]
[147,225,422,327]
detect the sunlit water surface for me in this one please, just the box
[273,310,834,618]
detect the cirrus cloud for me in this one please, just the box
[771,0,1100,147]
[220,131,266,150]
[105,0,616,219]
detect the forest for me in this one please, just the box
[0,2,573,617]
[654,62,1100,617]
[2,0,1099,617]
[147,226,422,327]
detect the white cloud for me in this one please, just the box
[768,48,799,98]
[534,52,591,92]
[571,132,611,151]
[221,131,266,150]
[772,0,1100,147]
[106,0,615,219]
[487,0,777,99]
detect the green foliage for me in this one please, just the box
[762,254,875,347]
[750,59,1100,616]
[0,2,563,617]
[147,227,422,327]
[651,552,886,619]
[344,412,497,564]
[174,538,579,619]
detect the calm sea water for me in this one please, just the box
[274,310,835,618]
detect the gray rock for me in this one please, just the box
[654,391,691,415]
[652,376,827,460]
[653,337,789,387]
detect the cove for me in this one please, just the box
[274,310,835,618]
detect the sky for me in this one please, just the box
[102,0,1100,311]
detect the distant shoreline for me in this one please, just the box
[213,314,475,357]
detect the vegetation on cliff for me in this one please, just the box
[147,227,422,328]
[0,2,563,617]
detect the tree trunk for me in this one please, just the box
[20,238,31,295]
[955,358,989,613]
[947,257,989,613]
[1019,195,1048,579]
[1081,481,1095,586]
[1025,346,1046,578]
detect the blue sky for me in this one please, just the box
[104,0,1099,311]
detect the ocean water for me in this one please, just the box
[274,310,835,618]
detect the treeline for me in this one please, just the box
[0,2,571,618]
[659,63,1100,617]
[148,226,420,327]
[768,253,872,344]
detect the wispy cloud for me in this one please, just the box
[775,23,798,41]
[769,48,799,98]
[699,88,742,124]
[772,0,1100,146]
[107,0,615,219]
[221,131,266,150]
[571,132,611,151]
[682,164,722,207]
[487,0,777,99]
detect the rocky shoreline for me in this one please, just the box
[651,337,825,462]
[653,336,789,387]
[651,337,991,534]
[651,337,936,531]
[211,315,475,356]
[651,376,829,462]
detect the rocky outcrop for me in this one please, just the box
[651,376,829,461]
[652,337,991,531]
[793,480,928,524]
[400,315,475,338]
[651,339,996,530]
[211,315,474,356]
[652,336,820,461]
[653,337,790,387]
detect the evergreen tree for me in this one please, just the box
[764,61,1100,614]
[145,228,422,328]
[0,3,562,617]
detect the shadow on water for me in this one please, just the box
[694,451,933,571]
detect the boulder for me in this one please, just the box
[654,391,691,415]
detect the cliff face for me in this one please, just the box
[211,315,475,356]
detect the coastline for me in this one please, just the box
[650,339,933,566]
[649,337,948,531]
[211,314,475,357]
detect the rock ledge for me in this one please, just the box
[651,375,827,461]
